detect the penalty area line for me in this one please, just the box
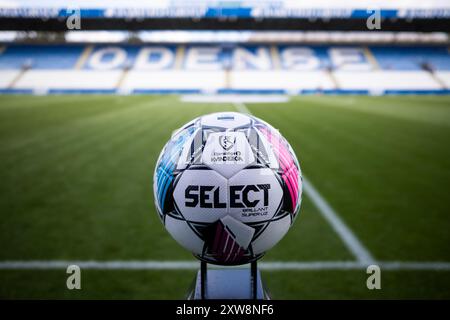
[233,102,376,265]
[302,178,375,265]
[0,260,449,271]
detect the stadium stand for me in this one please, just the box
[0,44,449,94]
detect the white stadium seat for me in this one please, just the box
[14,70,123,91]
[0,70,22,88]
[121,71,225,91]
[230,71,335,91]
[434,72,450,89]
[333,71,442,91]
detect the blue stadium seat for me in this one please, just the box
[371,46,450,71]
[0,45,84,69]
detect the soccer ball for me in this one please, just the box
[154,112,302,265]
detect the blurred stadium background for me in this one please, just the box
[0,0,449,299]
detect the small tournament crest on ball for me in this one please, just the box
[219,135,236,151]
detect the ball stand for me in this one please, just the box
[187,260,270,300]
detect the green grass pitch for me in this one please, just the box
[0,94,449,299]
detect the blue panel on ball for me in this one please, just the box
[156,126,195,212]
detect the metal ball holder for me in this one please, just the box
[187,260,270,300]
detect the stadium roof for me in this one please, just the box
[0,0,449,19]
[0,0,448,31]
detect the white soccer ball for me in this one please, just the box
[154,112,302,265]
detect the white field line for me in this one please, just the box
[234,101,251,114]
[233,102,376,264]
[0,260,450,271]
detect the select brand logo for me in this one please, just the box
[185,185,226,208]
[185,184,271,209]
